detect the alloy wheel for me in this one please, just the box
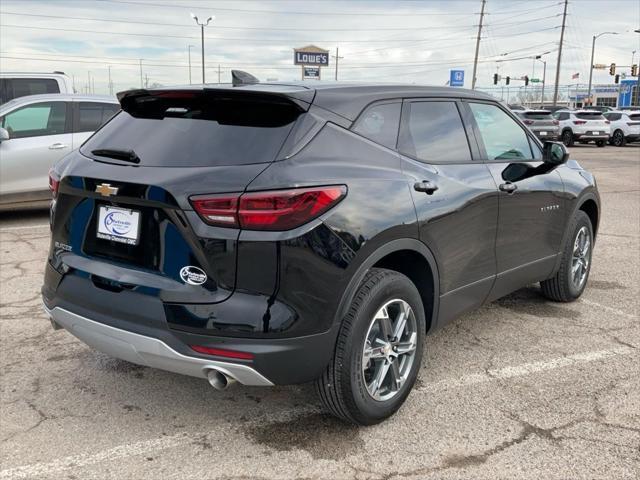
[572,226,590,289]
[613,131,624,147]
[562,131,572,146]
[362,299,418,402]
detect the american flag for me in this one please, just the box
[572,72,580,79]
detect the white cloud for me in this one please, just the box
[1,0,638,95]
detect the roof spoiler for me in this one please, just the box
[232,70,259,86]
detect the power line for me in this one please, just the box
[96,0,478,16]
[0,11,474,31]
[0,23,465,43]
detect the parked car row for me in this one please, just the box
[510,104,640,148]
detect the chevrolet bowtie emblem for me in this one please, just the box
[95,183,119,197]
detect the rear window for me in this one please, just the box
[81,94,302,167]
[523,111,552,120]
[576,112,604,120]
[629,114,640,121]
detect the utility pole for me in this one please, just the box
[218,64,221,83]
[139,59,143,88]
[333,47,343,81]
[145,74,149,88]
[553,0,568,106]
[108,66,113,96]
[188,45,194,84]
[471,0,486,90]
[87,71,91,94]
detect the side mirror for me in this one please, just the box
[0,127,8,142]
[542,141,568,165]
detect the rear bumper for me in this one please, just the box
[45,305,274,386]
[573,132,610,141]
[42,267,339,385]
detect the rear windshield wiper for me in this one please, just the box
[91,148,140,164]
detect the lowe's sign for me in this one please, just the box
[294,46,329,66]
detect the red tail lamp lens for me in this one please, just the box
[191,185,347,231]
[238,186,347,231]
[190,345,254,360]
[190,194,240,227]
[48,170,60,197]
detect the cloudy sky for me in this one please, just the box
[1,0,638,95]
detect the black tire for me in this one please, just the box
[562,130,574,147]
[596,140,606,147]
[315,268,426,425]
[540,210,593,302]
[612,130,626,147]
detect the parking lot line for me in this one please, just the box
[417,346,634,392]
[1,345,634,479]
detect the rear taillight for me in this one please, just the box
[190,194,239,227]
[553,120,559,125]
[523,119,534,125]
[48,170,60,197]
[190,345,254,360]
[191,185,347,231]
[573,120,586,125]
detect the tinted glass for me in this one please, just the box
[628,113,640,121]
[1,101,67,139]
[81,96,301,166]
[523,111,553,120]
[11,78,59,98]
[469,102,533,161]
[77,102,120,132]
[398,101,471,163]
[576,112,604,120]
[353,102,400,149]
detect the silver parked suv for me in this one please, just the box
[0,94,119,210]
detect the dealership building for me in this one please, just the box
[568,80,638,108]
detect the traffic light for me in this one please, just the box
[609,63,616,76]
[493,73,498,85]
[615,74,620,84]
[524,76,529,86]
[506,76,510,85]
[632,64,638,77]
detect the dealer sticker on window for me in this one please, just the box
[97,206,140,245]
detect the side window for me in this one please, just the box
[352,102,400,149]
[10,79,60,99]
[469,102,533,161]
[1,102,67,139]
[560,112,570,121]
[398,101,471,163]
[76,102,119,132]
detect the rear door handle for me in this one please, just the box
[414,181,438,195]
[49,143,68,150]
[499,182,518,193]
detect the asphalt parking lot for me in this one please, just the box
[1,145,638,480]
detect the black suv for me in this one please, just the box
[43,81,600,425]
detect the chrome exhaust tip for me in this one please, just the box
[207,369,236,390]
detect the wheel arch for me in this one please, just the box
[334,239,440,334]
[550,191,600,276]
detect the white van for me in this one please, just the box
[0,72,75,105]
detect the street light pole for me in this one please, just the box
[188,45,195,84]
[191,13,214,84]
[588,32,618,106]
[635,30,640,106]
